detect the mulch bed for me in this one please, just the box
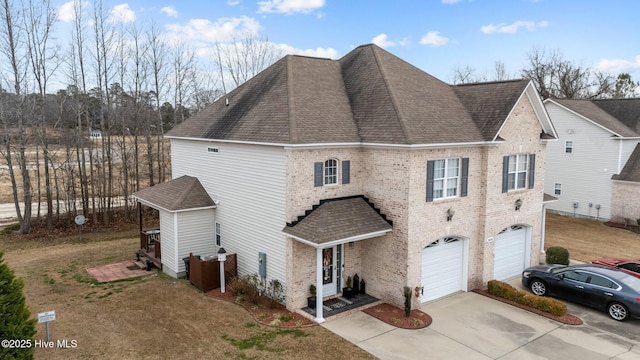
[472,289,583,325]
[605,221,640,234]
[205,288,317,328]
[363,303,432,329]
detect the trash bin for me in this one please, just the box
[183,256,191,279]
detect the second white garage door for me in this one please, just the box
[421,237,464,302]
[494,225,528,280]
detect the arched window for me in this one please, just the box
[324,159,338,185]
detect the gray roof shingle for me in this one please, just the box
[613,143,640,182]
[282,196,392,245]
[132,175,216,211]
[552,98,640,137]
[167,44,535,145]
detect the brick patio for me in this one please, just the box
[86,261,153,283]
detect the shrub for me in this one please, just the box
[402,286,412,317]
[546,246,570,265]
[487,280,567,317]
[228,274,260,303]
[0,251,36,360]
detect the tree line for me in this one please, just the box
[0,0,282,234]
[452,47,638,99]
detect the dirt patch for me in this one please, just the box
[544,212,640,262]
[363,303,432,329]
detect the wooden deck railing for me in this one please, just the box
[140,229,161,260]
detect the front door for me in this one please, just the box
[322,247,337,296]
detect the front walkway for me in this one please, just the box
[86,261,153,282]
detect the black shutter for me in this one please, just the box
[342,160,350,184]
[528,154,536,189]
[502,156,509,193]
[426,160,435,202]
[461,158,469,197]
[314,162,323,187]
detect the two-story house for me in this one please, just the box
[133,44,556,322]
[544,98,640,222]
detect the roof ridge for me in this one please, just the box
[286,57,297,143]
[173,176,196,210]
[370,46,413,144]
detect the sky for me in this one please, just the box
[51,0,640,85]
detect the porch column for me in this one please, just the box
[315,247,324,323]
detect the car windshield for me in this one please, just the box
[620,275,640,293]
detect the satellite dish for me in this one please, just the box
[74,215,87,225]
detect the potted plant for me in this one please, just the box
[343,276,354,299]
[307,284,317,309]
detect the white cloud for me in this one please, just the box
[278,44,338,59]
[161,6,178,18]
[165,16,261,44]
[481,20,548,34]
[594,55,640,74]
[420,31,449,47]
[258,0,325,15]
[228,0,241,5]
[442,0,462,3]
[109,4,135,24]
[59,0,88,23]
[372,34,396,48]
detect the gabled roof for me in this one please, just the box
[168,44,549,146]
[132,175,216,212]
[547,98,640,138]
[612,143,640,182]
[282,196,392,247]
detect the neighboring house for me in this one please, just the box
[543,98,640,222]
[133,44,557,322]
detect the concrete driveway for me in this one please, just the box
[322,291,640,360]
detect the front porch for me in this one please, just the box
[302,293,380,319]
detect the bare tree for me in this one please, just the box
[213,33,283,92]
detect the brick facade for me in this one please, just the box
[611,181,640,224]
[284,95,548,311]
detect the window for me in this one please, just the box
[433,158,459,199]
[324,159,338,185]
[554,183,562,195]
[502,154,535,192]
[215,222,221,246]
[314,159,350,187]
[562,270,590,283]
[426,158,468,202]
[207,146,219,154]
[565,141,573,153]
[588,274,616,289]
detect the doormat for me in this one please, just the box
[323,298,347,311]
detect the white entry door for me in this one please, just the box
[322,247,337,296]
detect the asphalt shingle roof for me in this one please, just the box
[613,143,640,182]
[552,98,640,137]
[132,175,216,211]
[282,196,392,245]
[167,44,534,145]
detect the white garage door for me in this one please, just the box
[421,237,464,302]
[494,225,527,280]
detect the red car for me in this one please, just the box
[592,259,640,279]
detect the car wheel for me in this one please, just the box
[607,302,629,321]
[529,279,547,296]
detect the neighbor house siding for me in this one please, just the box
[176,210,216,275]
[171,139,288,286]
[544,102,619,220]
[159,210,177,277]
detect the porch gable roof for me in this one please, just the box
[132,175,216,212]
[282,196,392,248]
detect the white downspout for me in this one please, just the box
[540,204,547,264]
[315,247,324,323]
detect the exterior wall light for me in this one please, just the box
[446,208,455,221]
[515,198,523,211]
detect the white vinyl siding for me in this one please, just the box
[177,210,216,274]
[544,102,624,220]
[159,211,176,276]
[171,140,287,285]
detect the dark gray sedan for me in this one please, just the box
[522,264,640,321]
